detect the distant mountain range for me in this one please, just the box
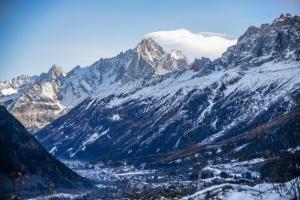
[0,38,189,131]
[32,14,300,164]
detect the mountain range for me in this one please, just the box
[33,14,300,164]
[0,38,188,131]
[0,13,300,199]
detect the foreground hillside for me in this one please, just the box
[0,106,92,199]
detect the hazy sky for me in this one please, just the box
[0,0,300,81]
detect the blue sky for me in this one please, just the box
[0,0,300,81]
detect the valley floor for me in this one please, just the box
[26,159,299,199]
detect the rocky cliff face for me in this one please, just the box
[12,65,66,131]
[191,14,300,73]
[0,39,189,131]
[136,38,188,75]
[220,13,300,68]
[35,15,300,165]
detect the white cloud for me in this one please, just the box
[145,29,237,60]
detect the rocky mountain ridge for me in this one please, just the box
[192,13,300,73]
[0,38,189,131]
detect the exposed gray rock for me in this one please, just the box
[220,14,300,68]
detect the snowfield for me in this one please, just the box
[181,178,300,200]
[27,192,87,200]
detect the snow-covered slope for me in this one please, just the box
[0,38,189,131]
[36,59,300,161]
[180,178,300,200]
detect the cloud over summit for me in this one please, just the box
[145,29,237,60]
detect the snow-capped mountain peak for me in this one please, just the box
[135,37,189,75]
[221,13,300,69]
[137,37,165,62]
[0,38,190,130]
[46,64,66,79]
